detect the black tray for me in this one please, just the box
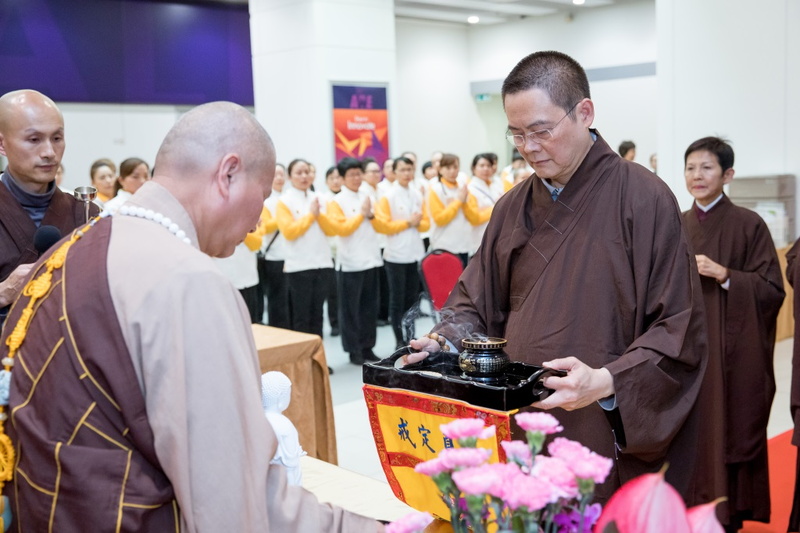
[362,346,565,412]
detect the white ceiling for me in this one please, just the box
[201,0,637,26]
[395,0,618,25]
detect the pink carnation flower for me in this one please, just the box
[502,471,554,512]
[439,447,492,470]
[440,418,495,440]
[548,437,613,483]
[414,457,449,477]
[387,511,434,533]
[514,412,563,434]
[532,455,578,500]
[500,440,533,467]
[451,463,512,497]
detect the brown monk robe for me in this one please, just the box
[785,240,800,532]
[0,176,97,283]
[683,195,784,529]
[433,131,709,504]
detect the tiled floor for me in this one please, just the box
[322,311,796,482]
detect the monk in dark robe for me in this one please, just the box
[682,137,784,531]
[683,137,785,531]
[408,51,709,505]
[0,89,98,330]
[785,240,800,532]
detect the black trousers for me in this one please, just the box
[337,267,379,354]
[324,264,339,329]
[384,261,421,346]
[258,258,290,329]
[286,268,331,337]
[378,251,390,321]
[239,284,261,324]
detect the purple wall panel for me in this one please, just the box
[0,0,254,105]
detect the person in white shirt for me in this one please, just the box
[257,163,291,329]
[419,160,438,251]
[102,157,150,214]
[377,157,395,198]
[323,167,342,336]
[277,159,337,338]
[327,157,387,364]
[374,156,430,348]
[360,158,391,327]
[468,153,503,255]
[213,241,260,322]
[89,158,117,206]
[427,153,482,267]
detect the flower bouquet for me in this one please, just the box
[387,413,612,533]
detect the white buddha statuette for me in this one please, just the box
[261,371,306,485]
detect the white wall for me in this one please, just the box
[250,0,396,186]
[461,1,658,170]
[466,1,656,80]
[658,0,800,212]
[58,103,183,191]
[393,18,488,172]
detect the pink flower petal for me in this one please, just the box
[595,470,691,533]
[687,499,725,533]
[514,412,564,434]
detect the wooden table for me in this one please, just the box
[776,245,794,341]
[252,325,337,464]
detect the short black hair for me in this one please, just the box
[421,161,433,174]
[684,137,734,173]
[471,153,491,172]
[287,159,308,176]
[337,157,362,178]
[392,156,413,172]
[501,51,590,117]
[618,141,636,158]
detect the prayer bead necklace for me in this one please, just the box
[114,205,192,245]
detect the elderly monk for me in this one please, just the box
[409,51,709,505]
[0,90,98,330]
[0,102,383,531]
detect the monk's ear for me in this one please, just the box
[0,133,6,157]
[214,153,242,200]
[576,98,594,128]
[722,167,735,185]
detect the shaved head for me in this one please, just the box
[0,90,62,133]
[152,101,276,258]
[0,90,65,193]
[155,101,274,181]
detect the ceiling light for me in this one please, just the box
[467,15,480,24]
[573,0,585,4]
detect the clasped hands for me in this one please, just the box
[695,254,729,284]
[406,336,615,411]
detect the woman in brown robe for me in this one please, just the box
[785,238,800,532]
[682,136,785,532]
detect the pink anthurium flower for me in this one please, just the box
[594,467,691,533]
[686,499,726,533]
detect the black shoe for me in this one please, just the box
[377,319,390,327]
[327,366,335,375]
[349,352,364,365]
[330,327,340,337]
[362,348,380,362]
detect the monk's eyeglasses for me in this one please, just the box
[505,101,580,147]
